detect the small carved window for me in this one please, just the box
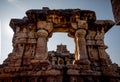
[66,17,70,22]
[59,59,64,65]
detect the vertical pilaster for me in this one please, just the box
[95,28,109,66]
[10,27,27,67]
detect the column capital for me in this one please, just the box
[37,29,48,37]
[77,20,88,30]
[75,29,86,38]
[71,20,88,30]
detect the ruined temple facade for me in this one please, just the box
[0,7,120,82]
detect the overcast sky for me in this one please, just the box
[0,0,120,66]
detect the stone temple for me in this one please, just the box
[0,7,120,82]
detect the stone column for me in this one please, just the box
[30,21,53,70]
[35,29,48,60]
[75,29,90,64]
[75,29,87,59]
[30,29,51,70]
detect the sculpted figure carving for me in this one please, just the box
[86,30,96,46]
[11,27,28,66]
[12,27,20,53]
[95,28,104,46]
[21,28,28,39]
[12,27,27,56]
[86,30,97,60]
[28,24,36,44]
[13,26,20,46]
[13,27,27,46]
[22,25,36,66]
[95,28,109,66]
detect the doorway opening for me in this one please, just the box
[48,32,75,53]
[48,32,75,65]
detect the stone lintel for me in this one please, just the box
[95,20,115,33]
[26,8,96,23]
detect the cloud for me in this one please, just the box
[7,0,18,3]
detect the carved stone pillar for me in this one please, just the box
[35,29,48,60]
[75,29,90,65]
[10,27,27,67]
[30,29,51,70]
[95,28,109,66]
[30,21,53,70]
